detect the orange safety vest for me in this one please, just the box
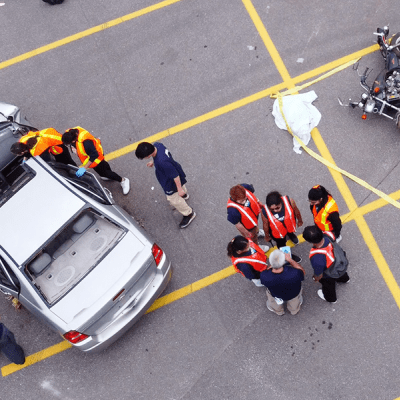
[263,195,296,238]
[309,231,335,269]
[227,189,261,230]
[231,240,268,276]
[312,195,339,232]
[20,128,64,157]
[73,126,104,168]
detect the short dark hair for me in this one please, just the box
[303,225,323,244]
[10,142,29,155]
[266,191,282,207]
[62,129,79,145]
[135,142,155,159]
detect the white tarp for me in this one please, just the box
[272,90,321,154]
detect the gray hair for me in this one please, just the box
[268,249,286,269]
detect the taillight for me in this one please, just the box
[63,330,89,344]
[152,243,163,266]
[361,113,367,120]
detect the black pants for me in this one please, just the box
[93,160,122,182]
[320,273,350,302]
[0,324,25,365]
[39,145,77,166]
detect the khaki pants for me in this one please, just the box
[166,185,192,216]
[266,287,303,316]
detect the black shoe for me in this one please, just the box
[292,254,302,263]
[182,193,189,200]
[287,232,299,245]
[179,211,196,228]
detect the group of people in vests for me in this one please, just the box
[227,183,349,315]
[10,126,130,195]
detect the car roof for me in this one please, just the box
[0,158,85,265]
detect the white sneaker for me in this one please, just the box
[336,234,342,243]
[317,289,337,303]
[258,229,265,237]
[120,177,130,195]
[259,244,270,252]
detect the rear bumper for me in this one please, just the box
[72,253,172,352]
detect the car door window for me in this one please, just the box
[0,256,19,291]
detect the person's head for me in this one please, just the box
[303,225,324,244]
[10,142,29,156]
[229,185,246,204]
[308,184,330,206]
[227,236,250,257]
[268,249,285,269]
[62,129,79,145]
[135,142,155,159]
[266,191,283,213]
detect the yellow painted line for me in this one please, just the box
[1,340,72,377]
[0,0,183,71]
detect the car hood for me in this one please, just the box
[0,158,85,264]
[50,231,150,326]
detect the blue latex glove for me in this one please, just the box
[76,167,86,177]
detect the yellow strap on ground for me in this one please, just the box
[271,57,360,98]
[276,92,400,210]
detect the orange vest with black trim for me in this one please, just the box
[309,231,335,269]
[20,128,64,157]
[231,240,268,276]
[73,126,104,168]
[263,195,296,238]
[312,195,339,232]
[227,190,261,230]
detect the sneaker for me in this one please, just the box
[182,193,189,200]
[336,234,342,243]
[266,301,284,316]
[120,177,130,195]
[258,229,265,237]
[317,289,337,303]
[179,211,196,228]
[287,232,299,245]
[292,254,302,263]
[100,176,111,181]
[259,244,270,252]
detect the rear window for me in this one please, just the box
[25,209,126,305]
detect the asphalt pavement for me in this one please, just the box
[1,0,400,399]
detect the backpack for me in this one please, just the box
[324,235,348,279]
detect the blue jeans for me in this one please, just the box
[0,323,25,365]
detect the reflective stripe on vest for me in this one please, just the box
[231,240,267,276]
[263,196,296,239]
[309,241,335,269]
[21,128,63,157]
[74,126,104,168]
[227,190,261,230]
[312,196,338,232]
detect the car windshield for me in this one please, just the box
[25,208,126,305]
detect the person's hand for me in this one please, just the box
[146,161,154,167]
[284,253,292,262]
[297,221,304,228]
[178,188,185,197]
[76,167,86,177]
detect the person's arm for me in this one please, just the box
[261,209,272,241]
[310,253,326,281]
[82,140,100,167]
[284,253,305,276]
[235,222,252,238]
[236,263,259,280]
[328,212,342,238]
[290,198,303,227]
[173,175,185,197]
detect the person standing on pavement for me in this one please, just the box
[308,185,342,242]
[10,128,76,166]
[303,225,350,303]
[260,249,305,316]
[261,191,303,261]
[227,236,269,287]
[135,141,196,229]
[0,321,25,365]
[62,127,130,195]
[227,184,266,246]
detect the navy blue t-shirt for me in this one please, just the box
[310,237,331,276]
[153,142,187,195]
[260,264,304,301]
[227,183,256,225]
[233,246,262,280]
